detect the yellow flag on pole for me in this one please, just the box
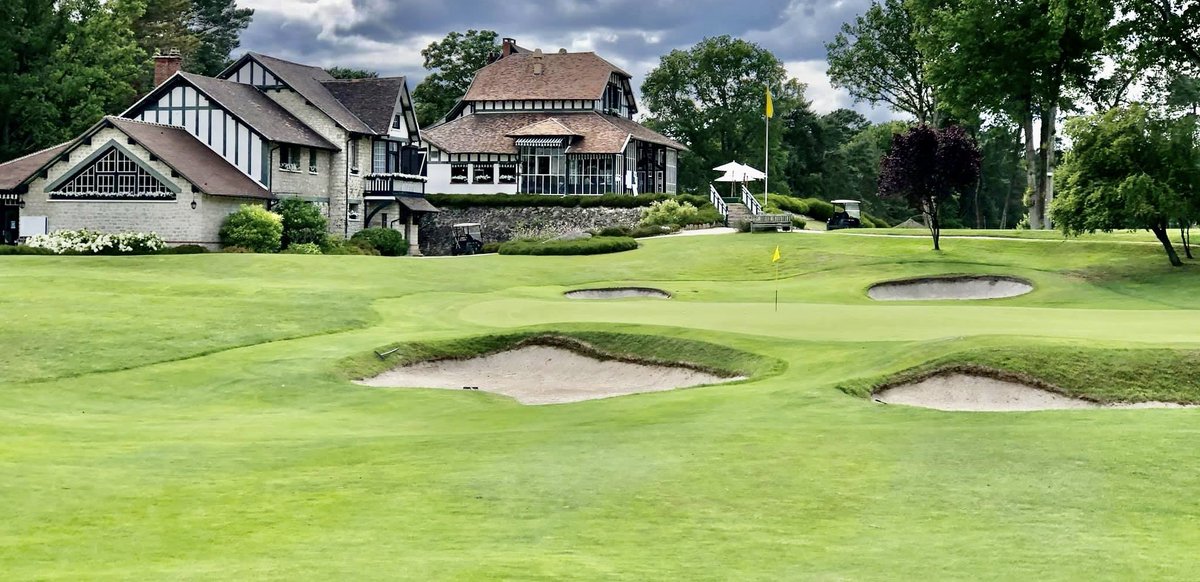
[772,245,781,263]
[765,87,774,119]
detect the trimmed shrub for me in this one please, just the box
[351,228,407,256]
[498,236,638,256]
[276,199,328,248]
[0,245,56,255]
[863,212,890,228]
[481,242,502,254]
[219,205,283,253]
[595,225,632,237]
[690,206,724,225]
[283,242,322,255]
[222,246,254,253]
[631,224,676,238]
[322,237,379,256]
[24,229,166,255]
[791,216,807,229]
[160,244,208,255]
[640,199,698,227]
[803,198,837,221]
[765,194,811,216]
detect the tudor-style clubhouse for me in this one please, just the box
[0,51,433,251]
[423,38,687,196]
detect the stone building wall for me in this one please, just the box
[419,206,642,255]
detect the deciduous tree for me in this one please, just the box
[879,125,981,250]
[325,67,378,80]
[412,30,499,127]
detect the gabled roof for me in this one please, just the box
[506,118,582,137]
[462,52,631,102]
[322,77,418,139]
[424,112,687,155]
[122,73,337,150]
[0,142,71,191]
[231,53,376,135]
[107,118,270,198]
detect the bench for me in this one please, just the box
[748,213,794,232]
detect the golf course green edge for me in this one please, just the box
[841,345,1200,404]
[338,331,785,384]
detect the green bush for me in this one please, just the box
[595,225,632,237]
[498,236,638,256]
[283,242,322,255]
[481,242,502,254]
[0,245,56,255]
[275,199,328,248]
[860,216,876,228]
[631,224,676,238]
[691,206,724,225]
[219,205,283,253]
[351,228,407,256]
[863,213,890,228]
[640,199,698,227]
[764,195,811,216]
[803,199,837,221]
[159,244,208,255]
[222,246,254,254]
[322,237,379,256]
[791,216,807,229]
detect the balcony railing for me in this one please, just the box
[364,174,427,196]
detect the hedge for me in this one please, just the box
[498,236,639,256]
[426,193,711,210]
[351,228,407,256]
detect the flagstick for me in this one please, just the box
[764,107,770,206]
[774,261,779,313]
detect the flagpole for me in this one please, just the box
[765,103,770,206]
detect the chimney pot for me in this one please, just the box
[502,38,516,58]
[153,49,183,87]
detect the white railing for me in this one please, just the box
[741,184,764,215]
[708,184,729,217]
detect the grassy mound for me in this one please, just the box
[498,236,638,256]
[340,331,781,382]
[843,346,1200,404]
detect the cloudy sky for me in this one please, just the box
[237,0,898,121]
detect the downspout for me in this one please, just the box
[345,136,352,239]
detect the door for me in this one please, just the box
[0,204,18,245]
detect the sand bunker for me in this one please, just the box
[874,373,1192,412]
[565,287,671,300]
[356,345,740,405]
[868,275,1032,301]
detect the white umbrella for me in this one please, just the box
[713,161,744,173]
[714,171,743,182]
[735,163,766,181]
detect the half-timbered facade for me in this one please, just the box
[423,39,686,196]
[0,52,435,252]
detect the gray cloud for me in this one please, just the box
[235,0,893,118]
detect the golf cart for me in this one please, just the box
[826,199,862,231]
[451,223,484,255]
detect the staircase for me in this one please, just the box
[725,202,752,227]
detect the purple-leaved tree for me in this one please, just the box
[878,125,981,250]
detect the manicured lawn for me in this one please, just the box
[1,233,1198,580]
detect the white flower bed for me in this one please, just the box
[24,229,166,255]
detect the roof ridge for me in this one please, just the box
[250,52,326,71]
[106,116,184,131]
[0,140,73,167]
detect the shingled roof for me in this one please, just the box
[463,52,631,102]
[424,112,687,155]
[322,77,410,136]
[245,53,376,135]
[108,117,270,198]
[179,73,338,150]
[0,142,71,191]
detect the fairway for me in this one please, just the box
[2,232,1199,580]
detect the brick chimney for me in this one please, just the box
[501,38,516,58]
[153,49,183,86]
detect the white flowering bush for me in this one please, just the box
[24,229,166,255]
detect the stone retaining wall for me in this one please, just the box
[420,206,642,255]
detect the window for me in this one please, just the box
[498,163,518,184]
[568,154,616,195]
[309,149,318,174]
[347,202,360,220]
[349,140,360,174]
[472,163,494,184]
[665,150,677,194]
[372,141,387,173]
[392,114,404,130]
[450,163,469,184]
[280,146,301,172]
[519,146,564,194]
[50,147,174,200]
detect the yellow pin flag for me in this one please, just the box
[772,245,781,263]
[765,87,774,119]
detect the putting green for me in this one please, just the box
[1,231,1198,580]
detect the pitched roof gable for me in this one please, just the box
[506,118,582,137]
[0,142,72,191]
[239,53,376,135]
[107,117,271,198]
[322,77,417,138]
[462,52,631,102]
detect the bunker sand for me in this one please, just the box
[875,373,1194,412]
[357,345,742,405]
